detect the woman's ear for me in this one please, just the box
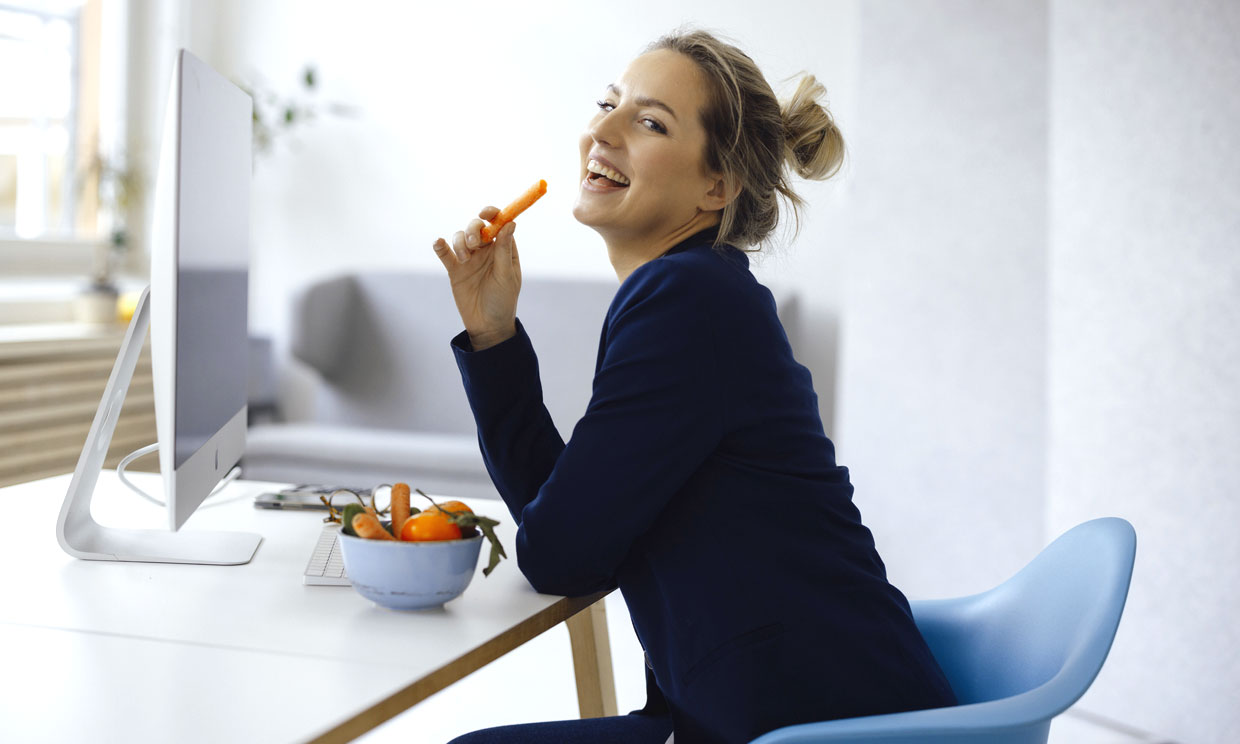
[700,172,741,212]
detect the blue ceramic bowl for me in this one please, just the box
[337,529,483,610]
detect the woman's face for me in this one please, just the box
[572,49,721,242]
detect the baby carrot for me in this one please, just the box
[351,511,395,541]
[479,179,547,243]
[391,483,411,541]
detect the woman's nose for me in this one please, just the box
[588,114,621,149]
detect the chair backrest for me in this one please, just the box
[910,518,1136,712]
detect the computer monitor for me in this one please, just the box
[55,50,261,565]
[151,50,251,531]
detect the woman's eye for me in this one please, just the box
[594,99,664,134]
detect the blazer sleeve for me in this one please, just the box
[452,261,725,596]
[450,318,566,514]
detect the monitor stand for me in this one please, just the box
[55,287,262,565]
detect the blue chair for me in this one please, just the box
[750,517,1137,744]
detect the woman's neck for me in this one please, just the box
[605,211,721,283]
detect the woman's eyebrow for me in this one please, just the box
[606,83,679,120]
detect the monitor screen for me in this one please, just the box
[172,51,251,468]
[174,268,247,467]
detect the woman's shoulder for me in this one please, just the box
[613,242,754,316]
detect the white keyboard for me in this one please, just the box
[303,524,350,586]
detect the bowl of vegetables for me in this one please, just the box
[332,484,506,611]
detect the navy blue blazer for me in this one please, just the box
[451,228,955,743]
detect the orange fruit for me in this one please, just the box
[400,510,462,542]
[428,500,473,518]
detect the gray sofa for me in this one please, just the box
[243,271,798,500]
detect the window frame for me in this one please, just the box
[0,0,105,280]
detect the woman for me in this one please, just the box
[433,29,956,744]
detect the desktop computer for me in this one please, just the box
[55,50,261,565]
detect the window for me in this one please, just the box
[0,1,84,239]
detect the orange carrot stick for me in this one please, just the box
[480,179,547,243]
[391,483,411,541]
[351,512,395,541]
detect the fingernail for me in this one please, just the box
[466,234,478,248]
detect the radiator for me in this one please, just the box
[0,325,158,488]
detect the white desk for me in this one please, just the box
[0,472,616,743]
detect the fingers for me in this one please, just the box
[432,238,455,269]
[435,207,508,267]
[506,223,519,261]
[452,230,470,262]
[495,221,516,248]
[465,218,489,250]
[494,222,519,280]
[453,217,498,262]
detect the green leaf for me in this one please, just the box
[474,518,507,577]
[339,503,366,537]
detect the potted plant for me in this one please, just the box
[239,65,356,162]
[75,154,141,324]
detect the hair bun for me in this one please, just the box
[781,74,845,181]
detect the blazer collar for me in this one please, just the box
[662,225,748,269]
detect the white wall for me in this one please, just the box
[837,2,1240,741]
[833,0,1049,600]
[837,1,1240,741]
[1048,1,1240,741]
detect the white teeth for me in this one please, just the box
[586,159,630,185]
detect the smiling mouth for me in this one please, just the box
[585,158,630,188]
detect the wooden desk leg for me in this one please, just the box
[566,597,618,718]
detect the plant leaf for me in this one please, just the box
[475,518,507,577]
[339,503,367,537]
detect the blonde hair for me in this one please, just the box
[649,30,845,250]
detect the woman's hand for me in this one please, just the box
[432,206,522,351]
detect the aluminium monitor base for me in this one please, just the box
[54,287,262,565]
